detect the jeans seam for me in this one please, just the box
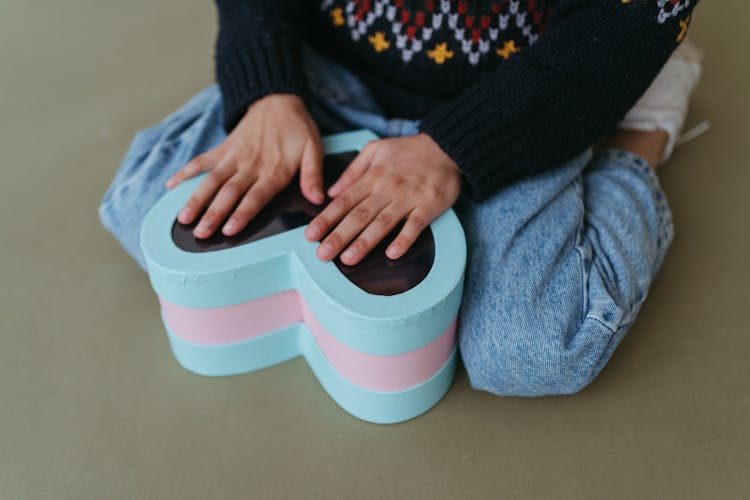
[571,175,590,333]
[588,314,619,335]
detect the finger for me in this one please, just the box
[221,176,283,236]
[299,138,325,204]
[166,147,222,189]
[327,141,377,198]
[193,173,254,238]
[339,202,404,265]
[386,206,433,260]
[304,182,368,242]
[317,195,387,262]
[177,168,233,225]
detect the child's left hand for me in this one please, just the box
[303,133,462,265]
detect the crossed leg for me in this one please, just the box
[455,132,674,396]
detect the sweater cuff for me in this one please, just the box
[418,89,529,201]
[216,33,308,133]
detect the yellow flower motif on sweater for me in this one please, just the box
[496,40,520,60]
[427,43,454,64]
[330,7,345,26]
[677,15,690,42]
[368,31,390,52]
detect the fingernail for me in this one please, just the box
[313,188,324,203]
[341,247,357,262]
[317,242,333,260]
[223,219,237,233]
[195,221,211,235]
[165,179,174,189]
[328,184,339,197]
[178,207,192,222]
[305,225,320,241]
[386,244,400,259]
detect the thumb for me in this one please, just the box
[299,137,324,204]
[327,141,377,198]
[165,146,223,189]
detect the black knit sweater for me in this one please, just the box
[214,0,698,200]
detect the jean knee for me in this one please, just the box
[458,304,612,397]
[97,184,148,270]
[98,189,118,235]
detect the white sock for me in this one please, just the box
[618,38,703,165]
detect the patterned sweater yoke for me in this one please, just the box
[324,0,554,65]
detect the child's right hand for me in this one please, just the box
[165,93,324,239]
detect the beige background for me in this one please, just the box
[1,1,748,498]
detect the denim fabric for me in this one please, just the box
[454,150,673,395]
[99,46,673,397]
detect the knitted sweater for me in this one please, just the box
[214,0,698,199]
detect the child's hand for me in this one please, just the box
[165,94,324,239]
[304,134,462,265]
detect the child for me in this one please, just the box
[100,0,702,396]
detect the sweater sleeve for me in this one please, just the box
[214,0,310,132]
[418,0,699,200]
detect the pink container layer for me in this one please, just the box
[160,289,457,392]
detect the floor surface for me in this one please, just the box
[1,1,748,498]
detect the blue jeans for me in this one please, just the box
[99,46,673,397]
